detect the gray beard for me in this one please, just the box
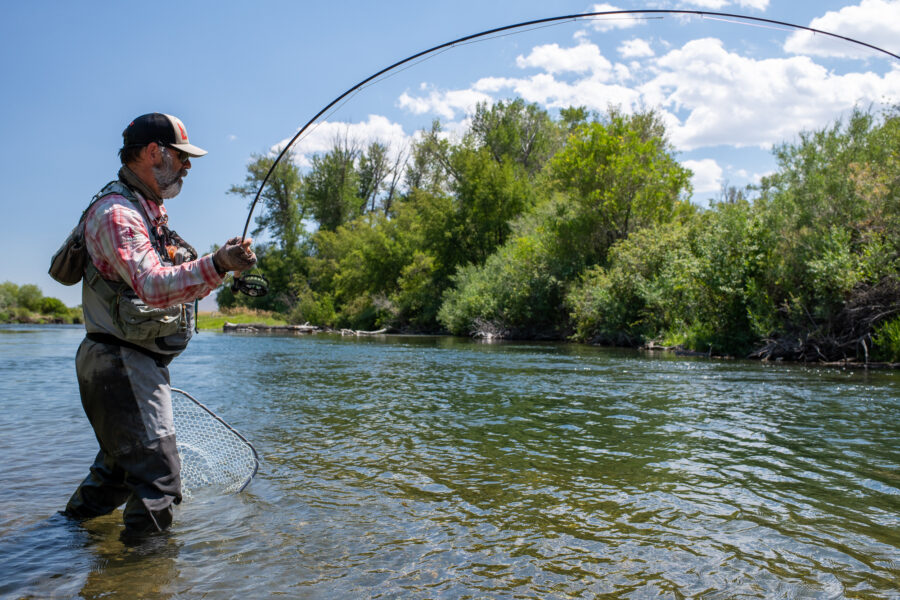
[153,149,186,199]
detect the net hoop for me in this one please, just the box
[171,387,260,495]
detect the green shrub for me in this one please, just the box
[393,252,442,330]
[336,294,377,330]
[872,316,900,362]
[567,222,695,346]
[288,287,336,327]
[40,296,69,315]
[16,284,43,312]
[439,232,563,337]
[0,282,18,310]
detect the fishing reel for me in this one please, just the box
[231,272,269,297]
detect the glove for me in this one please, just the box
[213,237,257,274]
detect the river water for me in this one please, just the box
[0,324,897,599]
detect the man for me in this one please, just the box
[63,113,256,537]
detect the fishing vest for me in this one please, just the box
[81,181,195,356]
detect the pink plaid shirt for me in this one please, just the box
[84,192,222,308]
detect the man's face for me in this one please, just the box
[152,144,191,199]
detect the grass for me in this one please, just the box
[196,307,289,330]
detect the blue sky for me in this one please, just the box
[2,0,898,307]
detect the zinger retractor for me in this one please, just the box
[232,272,269,297]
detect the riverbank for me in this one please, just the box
[0,312,81,325]
[217,321,900,369]
[195,309,288,330]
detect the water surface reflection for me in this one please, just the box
[1,326,898,598]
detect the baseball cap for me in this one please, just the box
[122,113,208,157]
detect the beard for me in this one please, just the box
[153,148,187,199]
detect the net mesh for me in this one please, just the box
[171,388,259,498]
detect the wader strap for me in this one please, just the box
[86,332,174,367]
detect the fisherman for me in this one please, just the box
[62,113,256,537]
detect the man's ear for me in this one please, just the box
[141,142,163,165]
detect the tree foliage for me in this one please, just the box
[228,152,305,253]
[0,281,79,323]
[222,102,899,362]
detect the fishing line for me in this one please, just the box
[232,9,900,297]
[700,15,796,34]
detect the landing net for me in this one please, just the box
[171,387,260,498]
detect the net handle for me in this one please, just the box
[171,387,260,491]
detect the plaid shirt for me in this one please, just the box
[84,192,222,308]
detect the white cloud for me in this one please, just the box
[396,33,899,159]
[587,3,644,32]
[643,37,900,149]
[678,0,769,8]
[517,43,613,76]
[682,0,729,8]
[738,0,770,9]
[784,0,900,59]
[472,76,517,93]
[618,38,655,58]
[682,159,723,196]
[273,114,410,168]
[397,86,492,120]
[399,36,900,150]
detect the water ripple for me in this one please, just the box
[1,328,898,598]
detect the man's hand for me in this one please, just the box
[213,237,257,275]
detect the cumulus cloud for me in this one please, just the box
[679,0,769,9]
[618,38,655,58]
[682,158,723,195]
[739,0,770,9]
[784,0,900,59]
[587,3,645,32]
[517,43,614,75]
[645,37,900,149]
[682,0,729,8]
[396,36,900,151]
[273,114,411,168]
[397,86,492,120]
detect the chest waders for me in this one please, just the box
[64,180,197,536]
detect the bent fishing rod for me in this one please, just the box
[231,8,899,297]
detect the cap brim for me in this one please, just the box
[171,142,208,157]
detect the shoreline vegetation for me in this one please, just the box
[215,317,899,369]
[0,282,82,325]
[13,104,900,366]
[4,300,896,368]
[218,102,900,365]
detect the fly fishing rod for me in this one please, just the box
[231,8,899,297]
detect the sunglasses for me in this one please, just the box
[159,143,190,163]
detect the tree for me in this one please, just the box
[747,106,900,360]
[448,146,538,265]
[228,151,306,253]
[405,120,454,194]
[469,99,560,176]
[439,108,692,339]
[16,284,43,312]
[0,282,18,310]
[304,135,362,231]
[548,108,692,267]
[222,150,309,312]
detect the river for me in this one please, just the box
[0,324,897,599]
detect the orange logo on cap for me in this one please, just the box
[177,123,187,140]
